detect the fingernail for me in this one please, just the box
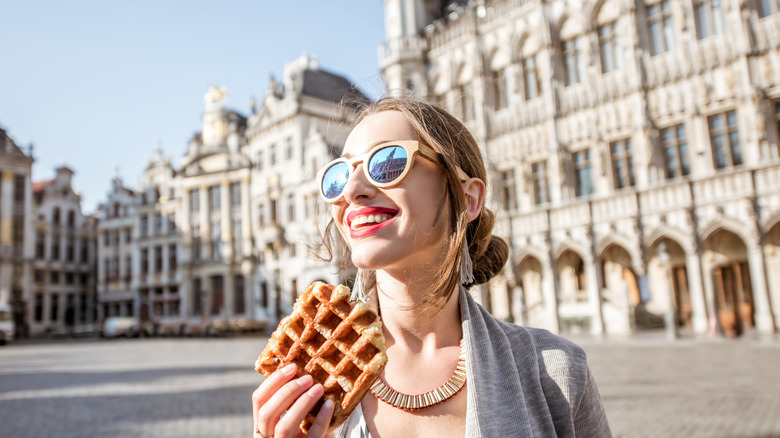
[297,374,313,387]
[322,399,334,412]
[307,383,323,397]
[282,363,296,374]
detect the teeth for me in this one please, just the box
[350,214,390,230]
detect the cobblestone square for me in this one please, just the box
[1,334,778,437]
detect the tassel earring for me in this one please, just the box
[350,268,370,302]
[460,237,475,285]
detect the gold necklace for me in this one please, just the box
[370,338,466,412]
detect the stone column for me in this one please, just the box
[685,248,709,334]
[747,242,775,333]
[220,181,231,260]
[542,262,560,333]
[586,254,605,335]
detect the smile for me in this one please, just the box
[350,214,392,230]
[347,207,398,238]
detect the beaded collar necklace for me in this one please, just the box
[369,338,467,412]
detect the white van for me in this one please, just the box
[0,304,15,345]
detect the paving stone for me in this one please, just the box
[0,334,778,437]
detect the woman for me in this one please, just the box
[252,96,612,437]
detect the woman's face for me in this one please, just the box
[331,110,450,273]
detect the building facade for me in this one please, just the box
[0,127,34,338]
[380,0,780,336]
[94,54,366,332]
[30,166,97,336]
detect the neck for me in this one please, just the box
[374,270,462,350]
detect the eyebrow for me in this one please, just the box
[341,140,395,159]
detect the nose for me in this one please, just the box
[340,160,376,203]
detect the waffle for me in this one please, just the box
[255,281,387,433]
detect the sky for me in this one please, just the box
[0,0,388,214]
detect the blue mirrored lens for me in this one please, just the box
[321,162,349,200]
[367,145,408,184]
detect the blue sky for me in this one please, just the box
[0,1,387,213]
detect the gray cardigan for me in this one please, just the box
[335,287,612,437]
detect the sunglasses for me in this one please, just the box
[316,140,469,203]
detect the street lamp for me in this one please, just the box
[657,242,678,341]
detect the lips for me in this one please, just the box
[346,206,398,238]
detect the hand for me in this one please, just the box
[252,363,335,438]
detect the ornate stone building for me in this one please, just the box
[95,55,366,331]
[247,54,368,323]
[30,166,97,336]
[0,127,34,337]
[379,0,780,336]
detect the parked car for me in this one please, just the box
[101,316,140,338]
[0,304,14,345]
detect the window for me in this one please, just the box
[139,215,148,238]
[211,275,224,316]
[709,110,741,169]
[168,244,177,271]
[774,100,780,158]
[211,219,221,261]
[760,0,780,17]
[50,271,60,284]
[35,232,45,258]
[532,161,551,205]
[287,193,296,222]
[154,246,163,273]
[458,82,474,120]
[140,248,149,274]
[233,217,242,257]
[153,214,162,236]
[189,189,200,212]
[522,55,541,100]
[65,272,74,285]
[66,238,75,262]
[13,174,25,202]
[234,275,245,315]
[80,238,89,263]
[256,151,264,171]
[34,294,43,322]
[269,143,277,166]
[167,214,176,234]
[34,270,44,283]
[662,124,690,178]
[67,210,75,228]
[284,137,293,160]
[125,228,132,243]
[611,139,635,189]
[230,182,241,206]
[270,198,278,224]
[53,207,61,225]
[192,278,202,316]
[500,170,517,211]
[648,1,675,55]
[51,235,60,260]
[492,67,509,111]
[695,0,725,39]
[598,22,622,73]
[562,37,585,85]
[124,255,132,280]
[209,185,220,211]
[574,150,594,197]
[50,294,59,322]
[258,203,265,228]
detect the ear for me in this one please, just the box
[462,177,485,222]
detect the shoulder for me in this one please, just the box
[496,321,589,377]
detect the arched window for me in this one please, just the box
[52,207,61,225]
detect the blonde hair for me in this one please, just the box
[322,94,508,314]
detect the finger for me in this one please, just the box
[275,383,327,438]
[302,397,335,438]
[257,374,315,435]
[253,364,297,433]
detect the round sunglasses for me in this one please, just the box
[316,140,469,203]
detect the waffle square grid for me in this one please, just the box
[255,281,387,433]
